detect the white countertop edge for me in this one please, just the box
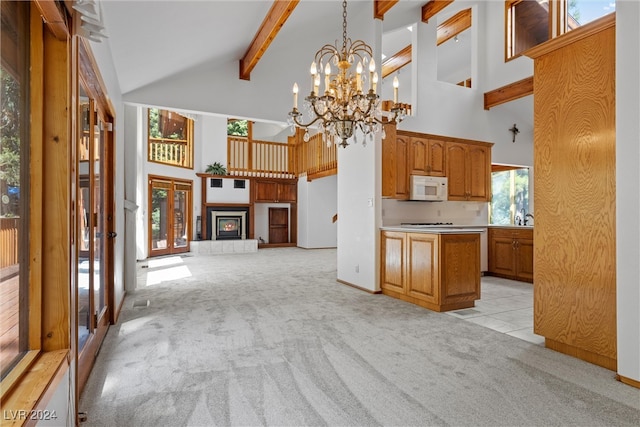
[380,226,486,234]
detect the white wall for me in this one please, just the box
[616,0,640,383]
[297,175,338,249]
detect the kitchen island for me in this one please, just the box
[380,226,483,312]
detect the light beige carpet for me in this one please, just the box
[79,248,640,426]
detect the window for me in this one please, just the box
[505,0,550,60]
[490,167,530,225]
[505,0,616,60]
[1,0,30,380]
[227,119,249,137]
[148,108,194,168]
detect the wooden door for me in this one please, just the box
[76,82,114,395]
[394,135,410,199]
[446,142,468,200]
[268,208,289,243]
[277,182,297,202]
[409,137,429,175]
[516,237,534,282]
[427,140,446,176]
[406,233,439,304]
[380,231,406,294]
[467,145,490,201]
[254,180,277,202]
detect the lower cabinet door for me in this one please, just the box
[380,231,406,294]
[406,233,439,304]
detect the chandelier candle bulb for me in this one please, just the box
[369,59,376,91]
[324,63,331,94]
[373,72,378,93]
[293,83,299,109]
[314,75,320,95]
[310,62,317,93]
[393,76,399,104]
[356,61,363,92]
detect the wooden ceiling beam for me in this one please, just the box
[422,0,454,23]
[483,76,534,110]
[239,0,299,81]
[382,45,412,79]
[374,0,400,20]
[436,8,471,46]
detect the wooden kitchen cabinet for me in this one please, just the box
[408,137,446,177]
[380,230,480,312]
[446,142,491,201]
[488,227,533,282]
[252,178,297,203]
[381,124,409,200]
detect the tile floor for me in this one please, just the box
[446,275,545,345]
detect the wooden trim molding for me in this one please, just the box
[336,279,381,294]
[437,8,471,46]
[524,12,615,59]
[422,0,454,23]
[374,0,399,20]
[239,0,299,80]
[382,45,412,78]
[616,374,640,390]
[483,76,533,110]
[33,0,69,41]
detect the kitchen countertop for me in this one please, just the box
[380,225,486,234]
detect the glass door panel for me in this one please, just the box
[173,186,189,249]
[77,88,91,350]
[93,116,106,318]
[150,181,171,255]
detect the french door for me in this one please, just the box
[148,176,192,257]
[76,76,114,393]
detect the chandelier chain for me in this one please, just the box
[287,0,407,147]
[342,0,347,53]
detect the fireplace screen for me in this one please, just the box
[211,210,247,240]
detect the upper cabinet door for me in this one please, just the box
[446,142,468,200]
[467,145,490,201]
[409,138,446,177]
[427,139,446,177]
[409,137,429,175]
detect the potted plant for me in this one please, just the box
[205,162,227,175]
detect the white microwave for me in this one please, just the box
[410,175,448,201]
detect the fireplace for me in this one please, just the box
[205,206,249,240]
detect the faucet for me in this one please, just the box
[524,212,534,226]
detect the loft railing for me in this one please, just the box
[291,131,337,180]
[0,217,19,270]
[226,130,337,180]
[227,136,295,178]
[148,137,192,169]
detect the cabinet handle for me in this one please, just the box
[512,240,517,250]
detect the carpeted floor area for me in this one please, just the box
[79,248,640,426]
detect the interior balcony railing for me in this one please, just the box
[0,217,18,270]
[227,131,337,180]
[148,137,193,169]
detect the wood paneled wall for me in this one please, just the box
[527,15,616,370]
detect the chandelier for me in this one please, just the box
[287,0,407,148]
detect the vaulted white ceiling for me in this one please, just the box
[100,0,426,95]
